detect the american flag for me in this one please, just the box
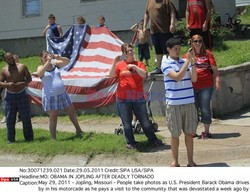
[27,25,123,108]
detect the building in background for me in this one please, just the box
[0,0,236,57]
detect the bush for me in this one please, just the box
[175,4,233,47]
[0,48,5,62]
[210,4,233,47]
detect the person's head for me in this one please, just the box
[121,43,135,62]
[39,50,50,64]
[4,52,15,66]
[48,14,56,25]
[13,54,19,63]
[98,15,105,26]
[191,34,206,54]
[166,38,182,59]
[77,16,85,24]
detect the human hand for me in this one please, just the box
[186,23,190,31]
[8,82,16,88]
[202,22,208,32]
[169,24,175,33]
[127,64,137,72]
[215,80,221,90]
[187,48,195,64]
[31,72,39,77]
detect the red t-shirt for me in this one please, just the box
[115,60,146,100]
[187,0,206,29]
[183,50,216,89]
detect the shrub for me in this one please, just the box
[0,48,5,62]
[210,4,233,47]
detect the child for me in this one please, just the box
[77,16,86,25]
[130,19,151,66]
[161,37,198,167]
[97,15,107,27]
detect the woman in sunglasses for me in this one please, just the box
[184,34,220,139]
[109,43,162,149]
[34,51,83,140]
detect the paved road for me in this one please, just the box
[0,109,250,167]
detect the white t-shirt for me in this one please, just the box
[161,56,195,105]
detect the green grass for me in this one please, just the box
[0,128,159,156]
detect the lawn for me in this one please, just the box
[1,38,250,72]
[0,128,160,156]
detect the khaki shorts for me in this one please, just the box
[166,103,198,137]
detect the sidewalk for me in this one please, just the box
[0,109,250,167]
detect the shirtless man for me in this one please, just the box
[0,52,33,144]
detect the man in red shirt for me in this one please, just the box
[186,0,211,49]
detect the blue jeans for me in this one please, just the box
[194,87,214,124]
[116,97,158,145]
[4,90,33,143]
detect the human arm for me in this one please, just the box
[0,70,15,89]
[42,24,50,36]
[127,64,147,79]
[168,52,196,82]
[185,1,190,30]
[203,0,211,32]
[57,24,63,37]
[108,56,121,78]
[211,65,220,90]
[35,55,53,78]
[169,3,176,33]
[208,50,220,90]
[52,55,69,68]
[130,23,139,32]
[143,13,149,34]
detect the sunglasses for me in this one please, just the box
[192,40,202,43]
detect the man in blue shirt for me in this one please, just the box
[42,14,63,37]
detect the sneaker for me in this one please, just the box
[150,139,163,147]
[150,67,163,75]
[7,140,15,144]
[201,132,212,139]
[126,144,135,149]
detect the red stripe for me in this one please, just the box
[28,81,43,90]
[65,77,117,94]
[61,75,107,79]
[76,55,114,64]
[90,27,120,40]
[82,41,121,52]
[29,93,116,109]
[70,67,110,73]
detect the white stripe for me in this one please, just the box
[27,83,118,102]
[79,47,120,58]
[69,83,117,102]
[74,61,114,69]
[62,77,109,87]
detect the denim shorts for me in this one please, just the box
[151,32,173,55]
